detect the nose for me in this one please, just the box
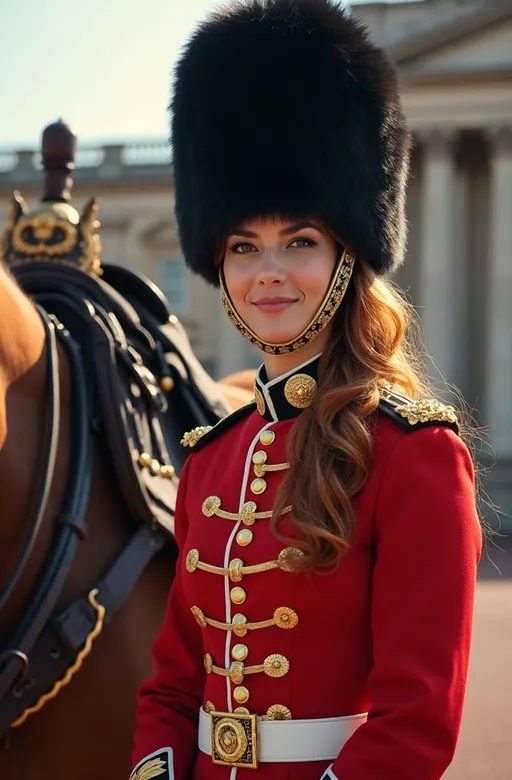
[255,251,286,286]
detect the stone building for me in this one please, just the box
[1,0,511,518]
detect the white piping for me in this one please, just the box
[264,352,322,388]
[222,420,275,712]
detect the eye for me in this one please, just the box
[228,242,257,254]
[288,237,317,248]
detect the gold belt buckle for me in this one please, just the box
[210,710,259,769]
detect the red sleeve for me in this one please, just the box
[325,426,482,780]
[131,455,203,780]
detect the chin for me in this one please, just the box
[249,326,305,345]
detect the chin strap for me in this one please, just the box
[220,249,356,355]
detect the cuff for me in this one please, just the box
[129,748,174,780]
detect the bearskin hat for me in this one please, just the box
[170,0,411,286]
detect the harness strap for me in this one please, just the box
[0,523,167,735]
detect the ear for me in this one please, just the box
[81,196,100,229]
[9,190,28,222]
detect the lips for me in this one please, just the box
[252,297,298,313]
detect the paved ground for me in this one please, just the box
[444,537,512,779]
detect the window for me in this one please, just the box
[159,257,189,314]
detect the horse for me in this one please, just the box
[0,121,254,780]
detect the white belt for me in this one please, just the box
[198,707,367,764]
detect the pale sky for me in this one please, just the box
[0,0,416,149]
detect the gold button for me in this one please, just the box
[230,586,247,605]
[233,686,250,704]
[263,653,289,678]
[250,478,267,495]
[236,529,253,546]
[259,430,275,446]
[234,707,250,715]
[232,644,249,661]
[252,450,267,466]
[150,459,161,476]
[137,452,151,467]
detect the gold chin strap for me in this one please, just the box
[220,249,356,355]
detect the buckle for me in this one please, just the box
[210,710,259,769]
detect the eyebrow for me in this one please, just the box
[229,221,323,238]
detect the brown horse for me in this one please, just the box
[0,123,254,780]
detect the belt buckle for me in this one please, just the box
[210,710,259,769]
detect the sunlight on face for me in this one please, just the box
[222,217,339,347]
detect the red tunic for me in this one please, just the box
[131,357,482,780]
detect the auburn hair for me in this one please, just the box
[271,260,435,572]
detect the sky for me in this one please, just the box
[0,0,418,149]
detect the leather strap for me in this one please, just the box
[198,707,367,763]
[0,524,167,735]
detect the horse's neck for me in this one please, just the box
[0,263,46,443]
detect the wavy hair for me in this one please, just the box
[272,261,446,571]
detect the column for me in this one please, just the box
[484,125,512,456]
[418,129,458,384]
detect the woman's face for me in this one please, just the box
[222,217,338,346]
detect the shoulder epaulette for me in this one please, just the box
[379,390,460,435]
[180,401,257,453]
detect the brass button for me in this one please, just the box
[137,452,151,467]
[230,586,247,605]
[234,706,250,715]
[259,430,275,446]
[252,450,267,466]
[263,654,289,678]
[233,686,250,704]
[273,606,299,629]
[250,478,267,495]
[150,459,161,476]
[232,644,249,661]
[236,529,253,547]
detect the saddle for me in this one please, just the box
[13,260,230,535]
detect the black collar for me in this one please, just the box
[254,354,321,422]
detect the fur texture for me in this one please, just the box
[170,0,411,286]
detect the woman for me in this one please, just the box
[130,1,482,779]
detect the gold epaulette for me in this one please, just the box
[180,426,213,448]
[180,401,257,453]
[379,390,460,434]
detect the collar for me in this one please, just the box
[254,353,321,422]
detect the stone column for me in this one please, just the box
[418,129,458,384]
[484,126,512,455]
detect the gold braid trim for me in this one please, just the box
[11,590,105,728]
[180,425,213,447]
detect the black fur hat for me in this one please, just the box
[171,0,411,286]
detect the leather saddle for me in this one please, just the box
[12,260,231,536]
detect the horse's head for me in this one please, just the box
[0,120,102,275]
